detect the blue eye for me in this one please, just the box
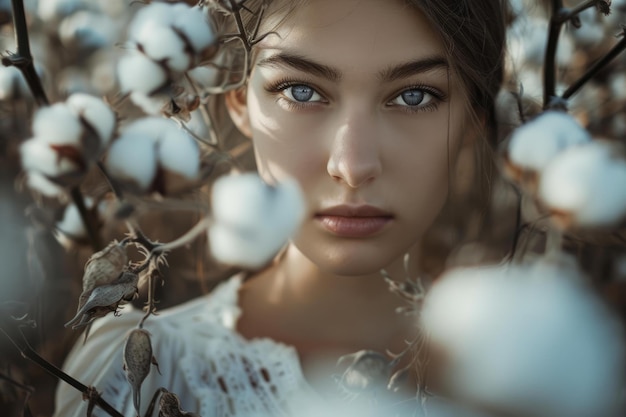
[284,84,323,103]
[390,88,433,107]
[400,90,425,106]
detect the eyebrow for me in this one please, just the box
[256,52,449,82]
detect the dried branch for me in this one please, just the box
[0,321,123,417]
[562,30,626,100]
[2,0,49,106]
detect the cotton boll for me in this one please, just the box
[172,6,216,54]
[66,93,116,149]
[123,116,178,139]
[185,109,210,140]
[508,17,575,69]
[117,52,167,95]
[609,72,626,101]
[133,21,191,72]
[156,129,200,179]
[539,140,626,228]
[55,197,94,238]
[0,66,29,100]
[128,2,177,39]
[38,0,82,22]
[570,8,605,47]
[421,260,625,417]
[105,134,157,192]
[128,92,168,117]
[209,173,305,268]
[187,65,222,89]
[20,138,82,178]
[505,111,591,190]
[24,171,65,198]
[59,11,118,50]
[32,103,84,146]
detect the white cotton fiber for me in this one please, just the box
[66,93,116,149]
[105,133,157,191]
[32,103,84,146]
[539,140,626,227]
[209,173,305,268]
[172,6,216,54]
[156,129,200,179]
[117,52,167,95]
[20,137,81,177]
[507,110,591,172]
[421,259,625,417]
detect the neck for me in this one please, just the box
[238,243,419,352]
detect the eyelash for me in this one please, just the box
[264,79,446,113]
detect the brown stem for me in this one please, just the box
[0,326,124,417]
[543,0,565,108]
[4,0,49,106]
[563,34,626,100]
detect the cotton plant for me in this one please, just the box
[539,139,626,229]
[503,110,591,192]
[19,93,117,198]
[105,117,202,195]
[209,172,306,269]
[117,1,219,119]
[0,65,30,100]
[420,256,626,417]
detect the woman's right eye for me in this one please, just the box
[282,84,324,103]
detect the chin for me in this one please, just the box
[308,246,400,277]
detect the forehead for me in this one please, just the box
[256,0,447,73]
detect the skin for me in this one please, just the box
[226,0,479,394]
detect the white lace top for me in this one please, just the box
[53,275,318,417]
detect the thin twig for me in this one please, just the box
[0,325,124,417]
[543,0,565,108]
[562,33,626,100]
[3,0,49,106]
[153,216,212,254]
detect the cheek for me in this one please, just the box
[247,91,326,184]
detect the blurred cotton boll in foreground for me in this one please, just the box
[539,140,626,229]
[421,258,625,417]
[209,173,305,269]
[503,110,591,191]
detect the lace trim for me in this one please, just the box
[85,275,311,417]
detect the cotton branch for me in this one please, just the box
[0,320,124,417]
[543,0,610,108]
[562,30,626,99]
[2,0,48,106]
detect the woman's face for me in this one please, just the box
[227,0,477,276]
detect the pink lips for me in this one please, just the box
[314,205,393,238]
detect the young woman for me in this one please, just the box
[54,0,506,416]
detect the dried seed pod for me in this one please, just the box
[123,329,160,416]
[158,390,201,417]
[65,271,139,329]
[82,240,128,292]
[337,350,392,394]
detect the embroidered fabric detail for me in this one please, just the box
[53,275,313,417]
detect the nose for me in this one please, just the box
[326,113,382,188]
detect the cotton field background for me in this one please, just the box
[1,0,626,416]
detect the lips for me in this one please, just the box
[314,205,393,237]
